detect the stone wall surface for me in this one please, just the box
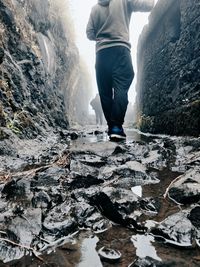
[137,0,200,136]
[0,0,91,139]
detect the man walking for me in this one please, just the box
[86,0,155,140]
[90,93,104,125]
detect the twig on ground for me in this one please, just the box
[39,231,79,252]
[0,237,44,262]
[163,175,182,199]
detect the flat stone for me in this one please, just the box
[7,208,42,246]
[151,210,195,248]
[168,169,200,204]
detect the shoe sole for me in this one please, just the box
[110,134,126,141]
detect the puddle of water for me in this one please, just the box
[77,235,102,267]
[72,132,108,145]
[71,127,141,146]
[131,234,162,261]
[131,186,142,197]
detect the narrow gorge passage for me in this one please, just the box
[0,0,199,266]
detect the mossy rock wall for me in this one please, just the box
[0,0,91,138]
[136,0,200,136]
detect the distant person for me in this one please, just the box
[86,0,155,140]
[90,93,103,125]
[125,102,135,125]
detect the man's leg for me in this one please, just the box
[95,111,98,125]
[99,112,103,125]
[96,49,113,128]
[111,47,134,127]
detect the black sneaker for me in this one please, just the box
[110,126,126,141]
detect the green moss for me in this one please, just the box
[0,102,6,127]
[190,99,200,107]
[137,114,154,132]
[137,100,200,136]
[6,121,21,135]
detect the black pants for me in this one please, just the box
[96,46,134,128]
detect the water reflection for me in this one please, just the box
[77,236,102,267]
[71,127,141,145]
[131,186,142,197]
[131,234,161,261]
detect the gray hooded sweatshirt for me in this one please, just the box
[86,0,154,52]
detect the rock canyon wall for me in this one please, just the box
[0,0,91,139]
[137,0,200,136]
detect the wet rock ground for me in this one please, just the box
[0,126,200,266]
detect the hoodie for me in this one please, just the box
[86,0,154,52]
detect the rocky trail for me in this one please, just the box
[0,0,199,266]
[0,126,200,266]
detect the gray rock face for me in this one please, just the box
[137,0,200,136]
[0,0,91,138]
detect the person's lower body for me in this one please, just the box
[95,111,103,126]
[95,46,134,140]
[95,112,98,125]
[97,113,103,126]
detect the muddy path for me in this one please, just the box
[0,126,200,266]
